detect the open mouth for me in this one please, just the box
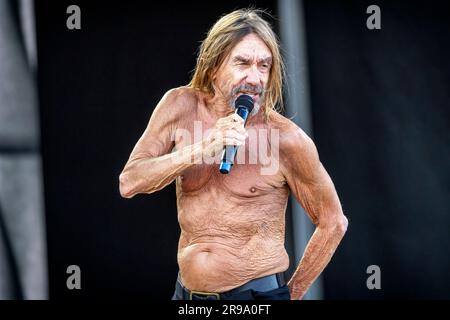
[238,92,259,100]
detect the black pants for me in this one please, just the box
[171,284,291,300]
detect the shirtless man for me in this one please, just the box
[119,9,348,300]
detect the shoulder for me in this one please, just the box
[157,86,199,114]
[267,111,316,155]
[267,111,320,181]
[151,86,200,123]
[163,86,198,103]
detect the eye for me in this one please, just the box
[260,63,270,71]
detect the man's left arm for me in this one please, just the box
[281,127,348,300]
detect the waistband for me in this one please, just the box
[175,272,286,300]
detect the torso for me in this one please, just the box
[173,88,291,292]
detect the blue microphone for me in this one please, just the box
[219,94,254,174]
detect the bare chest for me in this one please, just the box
[173,117,285,198]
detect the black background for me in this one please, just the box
[303,0,450,299]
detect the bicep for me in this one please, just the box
[127,91,178,161]
[283,132,343,227]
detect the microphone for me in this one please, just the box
[219,94,254,174]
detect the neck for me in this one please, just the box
[205,92,234,118]
[245,108,264,126]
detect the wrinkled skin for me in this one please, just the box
[119,34,348,299]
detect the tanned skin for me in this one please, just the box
[119,34,348,299]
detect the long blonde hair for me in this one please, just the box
[188,8,285,120]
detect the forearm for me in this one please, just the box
[119,141,203,198]
[287,223,346,300]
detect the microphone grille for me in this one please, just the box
[235,94,254,112]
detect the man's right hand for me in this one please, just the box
[202,113,248,158]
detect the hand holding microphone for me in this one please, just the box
[201,95,254,174]
[219,95,254,174]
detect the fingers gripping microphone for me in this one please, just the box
[219,94,254,174]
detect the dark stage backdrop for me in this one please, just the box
[36,0,450,300]
[303,0,450,299]
[35,0,278,299]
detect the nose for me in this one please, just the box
[245,65,260,87]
